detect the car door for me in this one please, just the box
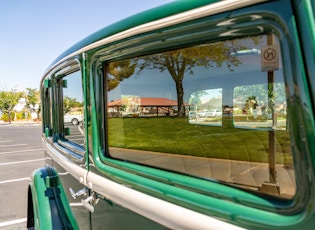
[84,0,315,229]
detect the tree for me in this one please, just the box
[234,83,286,114]
[106,38,262,117]
[189,90,208,110]
[63,96,80,115]
[136,42,241,116]
[234,84,267,103]
[106,60,137,91]
[0,88,23,123]
[25,88,40,120]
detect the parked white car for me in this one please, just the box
[197,110,207,118]
[64,113,84,125]
[206,109,222,117]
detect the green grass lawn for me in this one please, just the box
[108,117,293,165]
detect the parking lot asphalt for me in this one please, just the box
[0,123,44,230]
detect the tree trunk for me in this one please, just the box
[165,57,186,117]
[175,80,185,116]
[8,111,12,124]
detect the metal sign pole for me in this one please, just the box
[267,34,276,184]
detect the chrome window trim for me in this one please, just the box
[43,138,87,183]
[56,139,84,162]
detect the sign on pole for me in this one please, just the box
[261,45,279,72]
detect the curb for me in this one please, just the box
[0,121,41,126]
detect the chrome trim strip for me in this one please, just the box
[43,138,87,184]
[44,0,266,76]
[87,171,245,230]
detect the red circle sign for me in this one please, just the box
[263,47,276,61]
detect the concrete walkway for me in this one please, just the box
[110,147,295,198]
[0,120,41,126]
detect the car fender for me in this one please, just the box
[27,166,79,230]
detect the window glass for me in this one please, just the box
[105,34,295,198]
[62,71,85,148]
[189,89,222,125]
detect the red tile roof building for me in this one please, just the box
[108,97,188,117]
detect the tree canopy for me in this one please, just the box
[25,88,41,120]
[0,89,23,123]
[63,95,82,115]
[106,60,137,91]
[0,88,42,123]
[136,42,241,116]
[106,41,242,117]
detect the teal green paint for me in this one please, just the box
[82,53,90,170]
[289,1,315,226]
[64,127,70,136]
[293,0,315,170]
[30,168,79,229]
[44,127,51,137]
[31,169,53,229]
[89,53,103,164]
[43,79,51,88]
[284,7,315,226]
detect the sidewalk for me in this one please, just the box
[110,147,295,198]
[0,120,41,126]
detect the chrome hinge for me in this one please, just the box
[69,187,87,199]
[81,192,101,213]
[69,187,102,213]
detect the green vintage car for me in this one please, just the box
[27,0,315,229]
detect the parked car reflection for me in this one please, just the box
[64,113,84,125]
[206,109,222,117]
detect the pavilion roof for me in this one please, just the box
[108,97,182,107]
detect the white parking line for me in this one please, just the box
[0,158,44,166]
[0,144,27,148]
[0,218,26,228]
[0,177,30,185]
[0,148,44,155]
[0,140,12,143]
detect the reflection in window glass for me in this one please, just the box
[233,83,286,129]
[105,34,295,199]
[62,71,85,148]
[189,89,222,125]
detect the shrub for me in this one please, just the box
[1,112,15,122]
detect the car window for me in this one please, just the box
[62,71,85,149]
[105,34,295,199]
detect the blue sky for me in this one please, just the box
[0,0,173,91]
